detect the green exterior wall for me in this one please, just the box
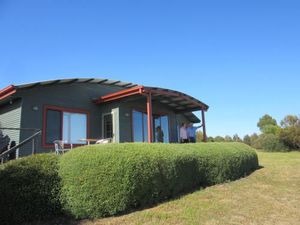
[15,83,124,156]
[0,82,199,157]
[0,99,22,157]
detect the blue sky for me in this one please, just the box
[1,0,299,137]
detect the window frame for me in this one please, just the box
[102,112,114,140]
[131,108,170,143]
[42,105,90,148]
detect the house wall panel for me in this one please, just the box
[0,99,22,157]
[18,83,124,155]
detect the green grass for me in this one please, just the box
[26,151,300,225]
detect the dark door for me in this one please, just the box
[103,114,113,139]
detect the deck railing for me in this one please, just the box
[0,128,41,164]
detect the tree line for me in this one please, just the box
[197,114,300,151]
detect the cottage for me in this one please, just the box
[0,78,209,158]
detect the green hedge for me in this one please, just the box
[59,142,258,219]
[0,154,62,225]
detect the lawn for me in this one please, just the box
[27,151,300,225]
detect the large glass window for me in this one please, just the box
[63,112,87,144]
[46,110,61,144]
[161,115,169,143]
[154,115,169,143]
[45,107,88,145]
[143,113,148,142]
[133,110,143,142]
[132,110,169,143]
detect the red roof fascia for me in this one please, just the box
[94,86,145,104]
[0,85,17,101]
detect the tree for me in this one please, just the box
[279,115,300,150]
[214,136,225,142]
[280,115,299,128]
[250,133,259,146]
[232,134,242,142]
[196,131,203,142]
[243,135,251,146]
[257,114,277,132]
[279,127,300,149]
[224,135,233,142]
[252,133,287,151]
[262,124,281,135]
[207,136,215,142]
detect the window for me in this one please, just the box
[154,115,169,143]
[63,112,87,144]
[132,110,169,143]
[103,114,113,138]
[133,110,144,142]
[44,106,88,146]
[45,110,61,144]
[161,115,169,143]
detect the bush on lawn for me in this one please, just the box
[0,154,62,225]
[59,142,258,219]
[252,133,288,152]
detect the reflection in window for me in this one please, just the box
[143,113,148,142]
[103,114,113,138]
[132,110,169,143]
[133,110,143,142]
[161,115,169,143]
[46,110,61,144]
[154,115,169,143]
[45,108,88,145]
[63,112,87,144]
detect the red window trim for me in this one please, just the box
[131,108,170,143]
[42,105,90,148]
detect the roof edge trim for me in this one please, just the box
[94,86,145,104]
[0,85,17,101]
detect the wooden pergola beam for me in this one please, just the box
[94,86,144,104]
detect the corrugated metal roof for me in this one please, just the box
[145,86,209,111]
[1,78,207,123]
[15,78,138,89]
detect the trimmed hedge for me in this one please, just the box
[59,142,258,219]
[0,154,62,225]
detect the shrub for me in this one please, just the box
[279,126,300,150]
[252,134,288,152]
[59,142,258,219]
[0,154,62,225]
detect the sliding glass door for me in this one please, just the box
[45,108,88,145]
[132,110,148,142]
[132,110,169,143]
[153,115,169,143]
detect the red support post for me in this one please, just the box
[201,109,207,142]
[147,92,153,143]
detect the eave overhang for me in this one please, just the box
[0,85,17,101]
[94,86,209,113]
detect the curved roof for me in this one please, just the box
[0,78,208,122]
[95,85,209,111]
[15,78,138,89]
[94,85,209,123]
